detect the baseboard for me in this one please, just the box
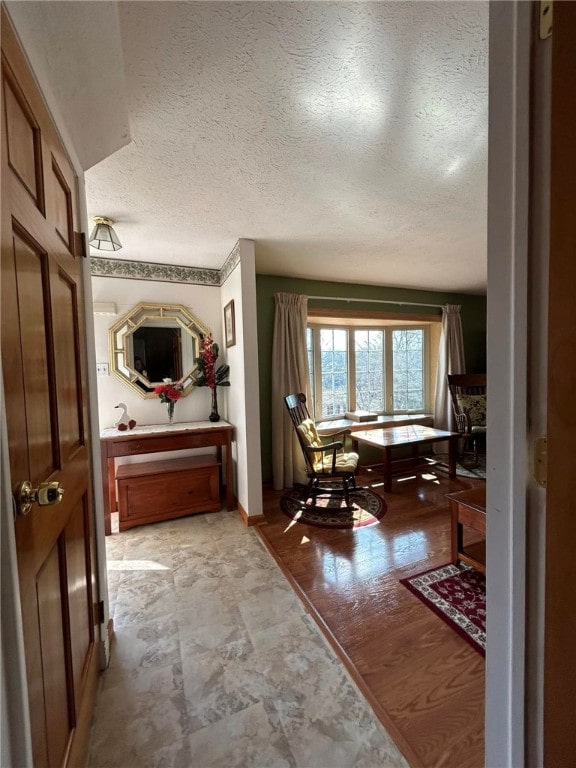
[236,499,266,526]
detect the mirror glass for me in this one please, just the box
[109,303,210,398]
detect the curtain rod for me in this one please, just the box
[307,295,445,310]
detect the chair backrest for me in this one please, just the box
[447,374,487,427]
[284,392,310,429]
[284,393,321,472]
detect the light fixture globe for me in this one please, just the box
[89,216,122,252]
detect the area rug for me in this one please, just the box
[400,563,486,655]
[280,486,387,530]
[426,453,486,480]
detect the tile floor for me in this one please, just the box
[86,510,408,768]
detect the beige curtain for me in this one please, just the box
[271,293,309,490]
[434,304,466,431]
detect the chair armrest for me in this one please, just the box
[316,440,344,451]
[319,429,352,455]
[303,441,343,472]
[319,427,352,440]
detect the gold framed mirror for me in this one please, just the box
[109,303,210,398]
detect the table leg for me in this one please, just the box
[101,443,112,536]
[383,446,392,493]
[448,435,458,479]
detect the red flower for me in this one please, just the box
[191,334,230,390]
[200,335,216,389]
[154,381,183,404]
[165,387,181,402]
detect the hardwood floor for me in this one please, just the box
[256,467,485,768]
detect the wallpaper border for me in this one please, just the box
[90,239,242,286]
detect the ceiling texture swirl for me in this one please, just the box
[82,1,488,293]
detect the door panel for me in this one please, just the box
[37,545,71,768]
[65,497,94,705]
[50,157,74,251]
[2,64,44,207]
[13,227,57,483]
[1,9,100,767]
[53,267,84,457]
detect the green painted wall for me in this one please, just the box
[257,275,487,484]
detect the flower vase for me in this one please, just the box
[209,387,220,422]
[167,401,175,424]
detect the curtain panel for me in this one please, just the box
[271,293,309,489]
[434,304,466,431]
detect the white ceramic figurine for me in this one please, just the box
[114,402,136,431]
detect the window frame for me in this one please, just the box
[307,313,437,422]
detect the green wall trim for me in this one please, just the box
[257,274,487,484]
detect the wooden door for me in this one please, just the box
[1,10,100,767]
[543,3,576,764]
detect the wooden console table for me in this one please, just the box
[446,485,486,574]
[100,421,234,535]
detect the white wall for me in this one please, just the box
[92,276,223,430]
[220,241,263,517]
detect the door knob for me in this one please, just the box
[15,480,64,516]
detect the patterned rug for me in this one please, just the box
[400,563,486,655]
[280,486,387,530]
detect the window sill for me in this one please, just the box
[316,413,434,435]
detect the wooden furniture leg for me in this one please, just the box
[448,434,458,478]
[224,434,235,511]
[383,446,393,493]
[450,497,463,565]
[101,442,112,536]
[447,487,487,574]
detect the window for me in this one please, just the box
[391,328,425,411]
[307,320,432,420]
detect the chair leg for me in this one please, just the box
[472,438,480,467]
[305,478,315,503]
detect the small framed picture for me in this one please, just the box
[224,299,236,347]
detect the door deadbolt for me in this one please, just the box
[15,480,64,516]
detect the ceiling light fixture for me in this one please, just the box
[89,216,122,252]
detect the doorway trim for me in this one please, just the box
[486,2,532,766]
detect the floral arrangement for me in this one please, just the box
[191,335,230,390]
[191,335,230,422]
[154,379,183,422]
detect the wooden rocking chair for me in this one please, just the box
[284,393,359,506]
[447,374,487,464]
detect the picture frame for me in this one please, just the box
[224,299,236,347]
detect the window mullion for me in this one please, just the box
[348,328,355,411]
[423,326,430,412]
[313,328,321,419]
[385,329,393,412]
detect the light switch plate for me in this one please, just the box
[96,363,109,376]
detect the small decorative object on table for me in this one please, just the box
[114,402,136,431]
[191,334,230,422]
[154,379,183,423]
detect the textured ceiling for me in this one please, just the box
[85,1,488,293]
